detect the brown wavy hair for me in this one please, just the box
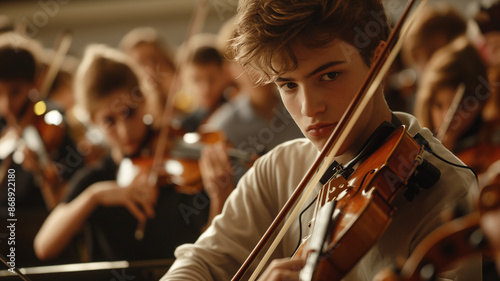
[74,45,159,121]
[414,36,488,133]
[231,0,390,83]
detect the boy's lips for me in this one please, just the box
[306,123,338,138]
[123,140,139,149]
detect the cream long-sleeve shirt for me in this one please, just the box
[162,112,479,281]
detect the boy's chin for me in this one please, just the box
[122,145,140,157]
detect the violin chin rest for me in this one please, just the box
[410,159,441,189]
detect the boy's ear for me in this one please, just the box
[373,41,388,61]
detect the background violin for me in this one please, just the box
[372,181,500,281]
[116,126,257,195]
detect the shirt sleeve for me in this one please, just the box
[161,144,290,281]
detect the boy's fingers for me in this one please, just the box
[124,200,147,222]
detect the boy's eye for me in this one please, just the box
[321,72,340,81]
[102,117,115,130]
[124,107,136,118]
[279,82,298,92]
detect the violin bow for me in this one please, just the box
[232,1,429,280]
[435,83,466,142]
[38,30,73,101]
[134,0,210,240]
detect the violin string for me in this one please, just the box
[307,182,325,257]
[292,197,318,257]
[245,1,428,279]
[312,181,329,235]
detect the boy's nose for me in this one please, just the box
[300,87,326,117]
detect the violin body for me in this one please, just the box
[455,143,500,175]
[1,102,67,160]
[29,106,66,155]
[373,178,500,281]
[297,126,425,280]
[118,128,255,194]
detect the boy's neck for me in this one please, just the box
[335,99,392,164]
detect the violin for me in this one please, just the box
[127,0,227,240]
[455,143,500,176]
[121,120,257,240]
[0,99,70,210]
[295,125,428,280]
[452,117,500,177]
[117,125,256,195]
[372,179,500,281]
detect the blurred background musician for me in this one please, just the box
[176,41,232,133]
[391,4,469,115]
[0,32,84,267]
[413,36,495,175]
[119,27,184,120]
[33,45,223,262]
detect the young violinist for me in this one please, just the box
[0,33,84,266]
[0,33,83,202]
[119,27,178,116]
[176,44,232,133]
[414,36,493,174]
[34,45,224,262]
[161,1,479,280]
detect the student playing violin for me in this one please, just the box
[161,1,479,280]
[0,33,83,210]
[34,45,225,262]
[119,27,179,118]
[0,32,84,266]
[176,44,232,133]
[414,36,494,174]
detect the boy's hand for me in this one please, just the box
[481,208,500,273]
[257,258,305,281]
[21,146,41,174]
[90,174,158,222]
[199,142,234,204]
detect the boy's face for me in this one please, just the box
[0,79,32,121]
[275,40,376,152]
[93,89,149,156]
[182,63,226,110]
